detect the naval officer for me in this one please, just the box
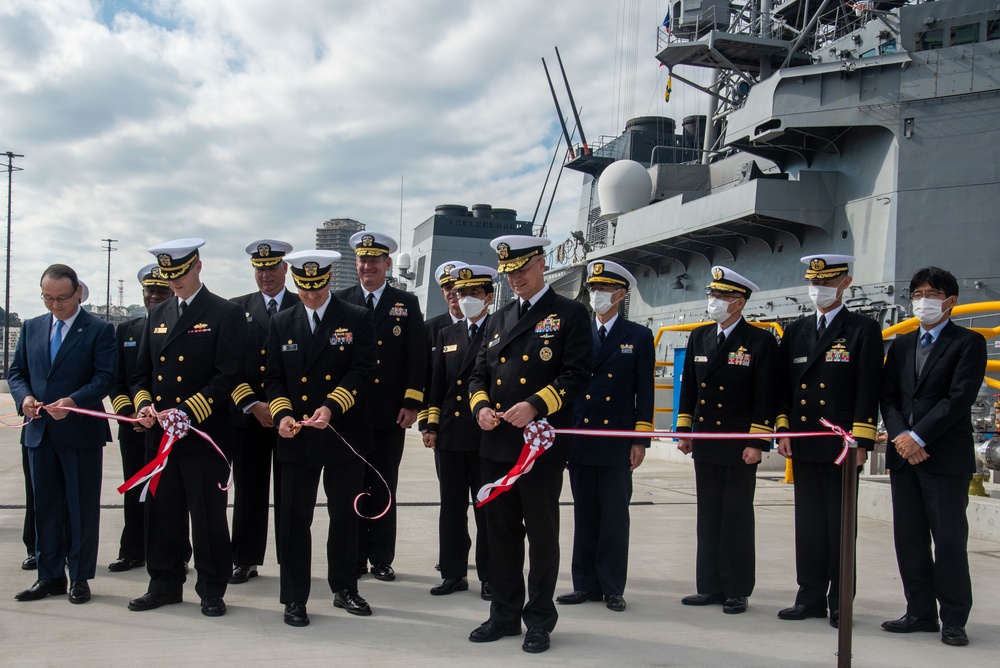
[419,260,468,432]
[557,260,654,613]
[108,264,172,573]
[128,238,246,618]
[335,231,426,581]
[676,266,778,615]
[228,239,300,584]
[265,250,378,626]
[423,264,496,599]
[775,254,882,628]
[468,235,591,654]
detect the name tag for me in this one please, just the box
[153,326,168,334]
[488,338,501,348]
[124,341,137,348]
[793,356,807,364]
[443,344,458,353]
[282,344,298,352]
[694,355,708,363]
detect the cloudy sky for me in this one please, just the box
[1,0,710,318]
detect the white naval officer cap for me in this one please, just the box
[435,260,469,286]
[245,239,293,267]
[147,238,206,280]
[490,235,551,273]
[137,263,169,287]
[285,250,341,291]
[706,266,760,297]
[586,260,636,291]
[800,254,855,280]
[450,264,499,289]
[350,231,398,257]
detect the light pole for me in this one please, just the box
[4,151,24,377]
[101,238,118,321]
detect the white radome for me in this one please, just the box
[597,159,652,219]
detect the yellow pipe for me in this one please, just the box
[883,301,1000,339]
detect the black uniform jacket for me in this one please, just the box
[777,309,883,460]
[229,289,301,426]
[335,284,426,428]
[265,295,377,467]
[131,287,246,455]
[425,316,488,452]
[110,315,145,434]
[469,288,592,463]
[881,320,987,475]
[418,311,462,430]
[676,319,779,465]
[569,317,655,467]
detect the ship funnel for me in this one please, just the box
[597,160,652,219]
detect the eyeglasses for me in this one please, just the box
[910,290,946,301]
[41,293,76,305]
[706,290,741,301]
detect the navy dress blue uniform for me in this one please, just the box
[777,307,882,615]
[567,315,654,598]
[677,319,778,600]
[469,286,592,634]
[426,316,490,585]
[265,293,376,605]
[131,287,246,601]
[335,282,426,569]
[229,288,300,570]
[9,306,116,584]
[881,319,987,630]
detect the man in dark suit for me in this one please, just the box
[9,263,117,605]
[228,239,300,585]
[108,264,173,572]
[775,254,883,628]
[880,266,987,647]
[418,260,467,432]
[468,235,591,654]
[676,266,778,615]
[127,238,246,618]
[265,250,377,627]
[557,260,654,613]
[334,231,426,582]
[424,264,496,599]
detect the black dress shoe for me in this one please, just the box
[108,557,145,572]
[941,625,969,646]
[556,590,603,605]
[371,562,395,581]
[480,582,493,601]
[830,610,839,628]
[723,597,748,614]
[522,626,551,654]
[15,578,67,601]
[21,554,37,570]
[229,565,258,584]
[681,592,724,606]
[128,590,183,611]
[605,594,626,612]
[777,604,826,620]
[69,580,91,604]
[469,619,521,643]
[201,596,226,617]
[881,614,940,633]
[284,602,309,627]
[430,577,469,595]
[334,590,372,616]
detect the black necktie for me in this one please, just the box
[469,323,479,340]
[598,325,607,342]
[312,312,321,334]
[817,314,827,339]
[518,300,530,319]
[178,300,187,317]
[267,298,277,316]
[366,293,375,310]
[717,331,726,348]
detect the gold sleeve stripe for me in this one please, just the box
[232,383,255,406]
[534,385,562,415]
[134,390,153,406]
[186,393,212,423]
[749,423,774,434]
[852,423,878,441]
[426,407,441,425]
[327,387,355,414]
[634,421,654,432]
[111,395,134,414]
[676,414,693,428]
[269,397,293,418]
[417,409,428,422]
[470,391,490,411]
[404,388,424,403]
[776,415,790,430]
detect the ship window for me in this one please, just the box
[988,19,1000,41]
[951,23,979,46]
[414,255,426,288]
[879,39,897,54]
[916,29,944,51]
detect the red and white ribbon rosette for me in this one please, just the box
[476,419,557,507]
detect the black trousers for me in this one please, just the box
[357,427,405,566]
[791,459,860,612]
[568,463,633,596]
[437,449,488,581]
[117,428,147,561]
[231,424,280,567]
[279,458,363,603]
[145,447,231,599]
[889,463,973,626]
[693,461,757,598]
[482,455,564,632]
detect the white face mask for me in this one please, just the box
[590,291,616,316]
[808,282,842,310]
[911,297,946,327]
[458,295,487,320]
[706,297,731,323]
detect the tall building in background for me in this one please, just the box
[408,204,532,319]
[316,217,365,291]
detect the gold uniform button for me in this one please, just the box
[455,411,461,417]
[716,420,722,426]
[801,399,807,405]
[604,419,609,425]
[607,373,613,378]
[496,403,502,409]
[700,400,705,405]
[374,379,380,384]
[500,357,506,363]
[301,377,307,383]
[260,366,265,372]
[820,400,826,406]
[302,395,308,401]
[159,356,166,362]
[801,383,807,389]
[156,395,162,401]
[820,383,826,389]
[456,396,462,401]
[717,403,723,408]
[496,379,502,385]
[456,380,463,385]
[260,383,265,389]
[801,416,807,422]
[584,418,590,424]
[701,382,707,388]
[208,398,213,404]
[719,386,724,391]
[303,414,309,420]
[157,375,163,381]
[698,417,704,422]
[523,355,529,361]
[586,394,592,400]
[376,359,379,364]
[260,349,266,355]
[520,378,526,384]
[606,396,611,402]
[175,397,181,403]
[178,356,184,362]
[325,375,331,381]
[378,340,383,345]
[176,376,182,382]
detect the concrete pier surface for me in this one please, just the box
[1,393,998,667]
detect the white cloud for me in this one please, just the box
[1,0,710,318]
